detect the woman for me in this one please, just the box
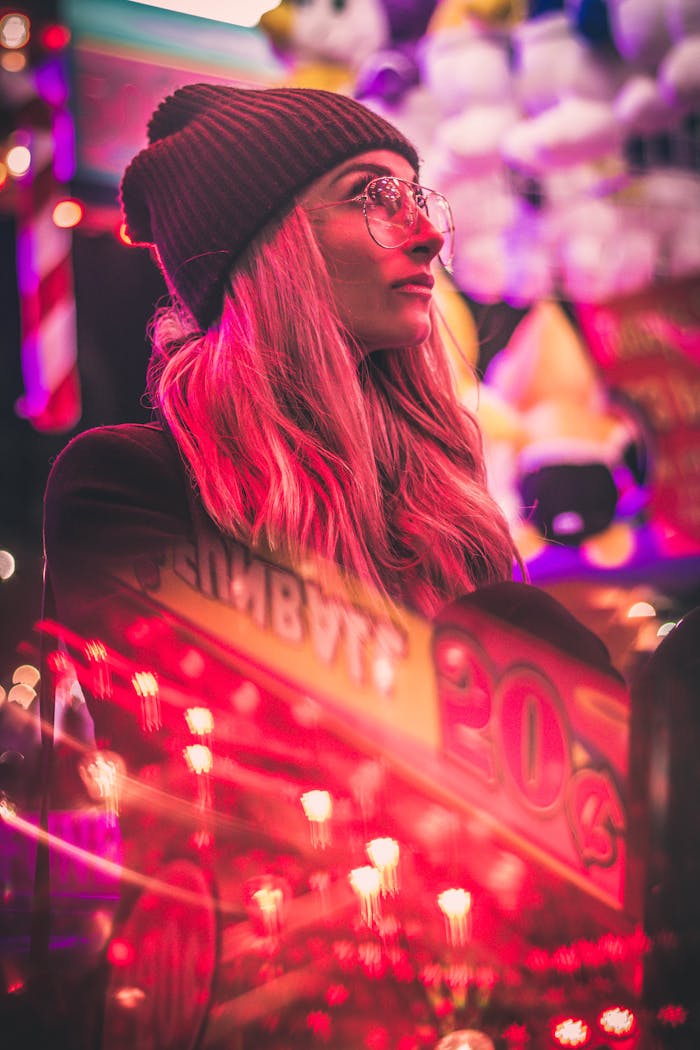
[45,83,516,645]
[38,86,624,1050]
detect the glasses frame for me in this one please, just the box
[305,175,455,270]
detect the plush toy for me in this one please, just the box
[260,0,441,153]
[481,300,648,562]
[418,2,530,302]
[355,0,439,99]
[417,0,700,306]
[259,0,391,91]
[352,0,441,159]
[608,0,700,112]
[505,0,700,301]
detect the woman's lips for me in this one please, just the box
[391,273,434,295]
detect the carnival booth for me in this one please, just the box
[1,2,699,1048]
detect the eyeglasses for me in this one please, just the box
[306,176,455,269]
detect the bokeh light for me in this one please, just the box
[1,49,25,71]
[435,1031,495,1050]
[598,1005,636,1037]
[8,683,36,709]
[301,789,333,849]
[41,23,71,50]
[0,550,16,580]
[13,664,40,688]
[117,221,133,246]
[185,706,214,735]
[366,837,400,895]
[6,144,31,178]
[230,679,260,714]
[437,887,472,946]
[52,198,84,229]
[627,600,656,619]
[0,13,30,49]
[552,1017,590,1047]
[349,865,382,925]
[301,789,332,823]
[107,937,136,967]
[183,743,213,775]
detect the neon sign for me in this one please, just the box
[434,601,629,909]
[120,534,631,909]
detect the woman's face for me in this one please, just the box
[301,150,445,353]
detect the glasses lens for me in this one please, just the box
[365,179,455,268]
[364,178,415,249]
[425,192,455,269]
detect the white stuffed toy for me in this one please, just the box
[418,0,700,306]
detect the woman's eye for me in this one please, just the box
[353,179,376,199]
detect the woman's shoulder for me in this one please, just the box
[46,421,190,506]
[48,420,180,479]
[44,421,194,561]
[43,422,199,671]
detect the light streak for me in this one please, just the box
[125,1,280,29]
[0,806,233,914]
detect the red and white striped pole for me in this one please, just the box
[7,15,81,433]
[14,122,80,432]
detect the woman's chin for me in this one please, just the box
[362,320,433,354]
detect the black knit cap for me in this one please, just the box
[120,83,420,329]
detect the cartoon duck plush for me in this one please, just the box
[259,0,391,91]
[482,299,648,565]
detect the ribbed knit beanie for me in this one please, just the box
[120,83,420,329]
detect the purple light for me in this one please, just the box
[52,108,76,183]
[34,56,68,107]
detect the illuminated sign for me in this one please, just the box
[433,600,629,909]
[112,528,631,912]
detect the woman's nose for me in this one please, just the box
[409,207,444,262]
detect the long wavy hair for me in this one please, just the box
[147,206,517,617]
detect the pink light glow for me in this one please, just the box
[598,1006,636,1037]
[185,706,214,735]
[301,789,333,848]
[41,24,71,50]
[107,937,136,967]
[437,888,472,946]
[349,866,382,926]
[183,743,213,775]
[552,1018,590,1047]
[366,837,400,895]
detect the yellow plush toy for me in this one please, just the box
[428,0,526,33]
[483,300,646,566]
[259,0,390,92]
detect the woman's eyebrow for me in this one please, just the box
[330,161,399,185]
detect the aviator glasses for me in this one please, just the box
[309,176,455,270]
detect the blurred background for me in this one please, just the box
[0,3,699,1047]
